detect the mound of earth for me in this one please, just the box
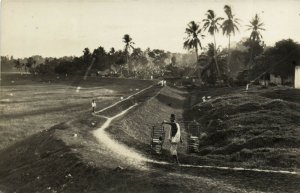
[190,87,300,170]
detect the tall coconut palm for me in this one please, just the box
[221,5,240,50]
[246,14,265,65]
[201,43,227,84]
[203,10,223,51]
[122,34,135,75]
[123,34,135,62]
[221,5,240,74]
[202,10,223,76]
[247,14,265,42]
[183,21,204,62]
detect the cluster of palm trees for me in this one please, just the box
[184,5,265,82]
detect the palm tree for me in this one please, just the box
[203,10,223,50]
[203,10,223,76]
[123,34,135,75]
[221,5,240,50]
[246,14,265,65]
[221,5,240,74]
[201,43,227,84]
[183,21,204,62]
[247,14,265,42]
[123,34,135,63]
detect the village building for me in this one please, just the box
[295,65,300,89]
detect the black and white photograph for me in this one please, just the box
[0,0,300,192]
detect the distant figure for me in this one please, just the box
[158,80,164,87]
[162,114,182,164]
[92,99,96,113]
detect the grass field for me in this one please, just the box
[0,73,152,150]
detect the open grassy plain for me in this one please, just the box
[0,73,152,150]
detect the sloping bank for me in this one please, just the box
[106,86,300,171]
[188,87,300,170]
[105,86,214,164]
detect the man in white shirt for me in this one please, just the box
[162,114,182,164]
[92,99,96,113]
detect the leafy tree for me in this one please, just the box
[93,46,109,71]
[109,47,115,55]
[114,50,127,70]
[228,49,248,78]
[252,39,300,79]
[129,48,148,77]
[171,55,176,66]
[148,49,168,66]
[55,60,74,75]
[14,59,23,73]
[183,21,204,62]
[242,38,264,64]
[26,57,36,73]
[82,48,92,64]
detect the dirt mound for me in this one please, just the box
[191,90,300,169]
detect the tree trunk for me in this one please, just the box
[228,35,231,50]
[195,45,199,63]
[127,54,129,75]
[227,35,231,73]
[213,34,220,78]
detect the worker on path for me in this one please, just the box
[162,114,182,164]
[92,99,96,113]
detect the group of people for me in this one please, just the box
[158,80,167,87]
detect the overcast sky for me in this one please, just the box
[1,0,300,58]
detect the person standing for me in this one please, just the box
[92,99,96,113]
[162,114,182,164]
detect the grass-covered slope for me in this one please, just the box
[190,87,300,169]
[107,86,190,161]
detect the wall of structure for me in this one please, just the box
[295,66,300,89]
